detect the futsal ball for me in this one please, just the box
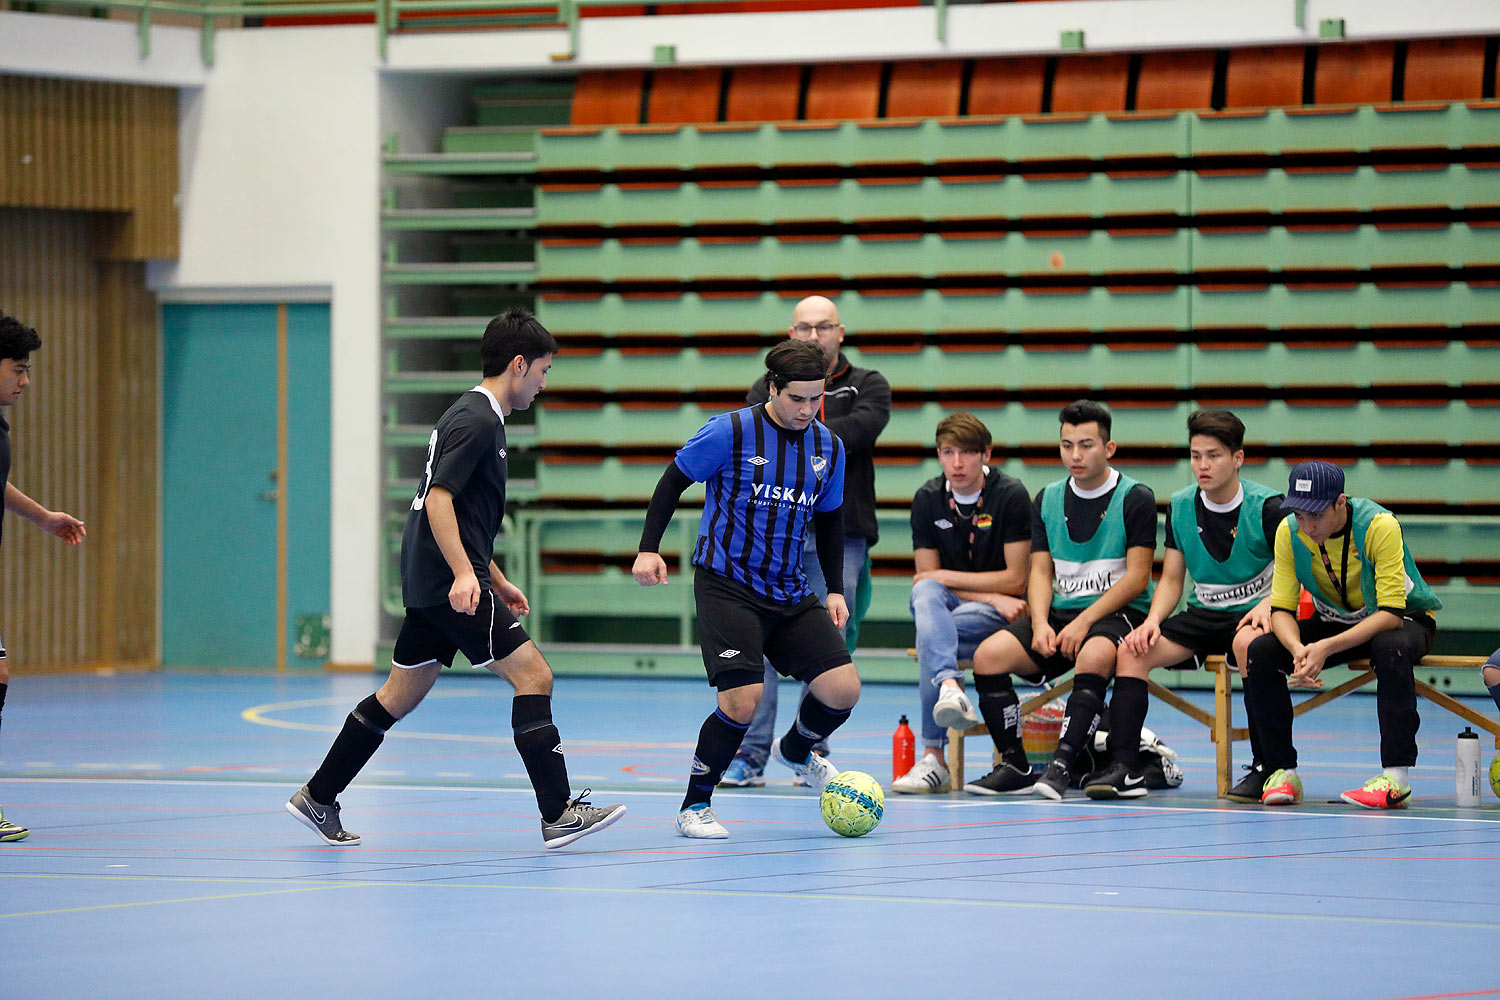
[1490,753,1500,802]
[820,770,884,838]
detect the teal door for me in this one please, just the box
[162,302,331,668]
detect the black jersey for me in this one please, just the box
[401,388,508,609]
[0,412,9,550]
[1165,489,1286,561]
[910,468,1032,573]
[1030,476,1157,553]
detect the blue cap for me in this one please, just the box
[1283,460,1345,513]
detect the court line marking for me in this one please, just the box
[0,880,358,919]
[240,693,701,749]
[1,870,1493,930]
[7,776,1498,826]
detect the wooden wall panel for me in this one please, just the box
[107,88,181,262]
[0,208,159,671]
[0,75,178,261]
[96,261,160,665]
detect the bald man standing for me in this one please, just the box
[720,296,892,787]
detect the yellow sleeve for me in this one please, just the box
[1270,518,1301,612]
[1363,512,1409,611]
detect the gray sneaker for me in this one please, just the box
[285,785,361,846]
[0,807,29,843]
[542,789,626,849]
[771,740,839,791]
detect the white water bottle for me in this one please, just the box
[1456,727,1481,807]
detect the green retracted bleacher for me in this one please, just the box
[380,44,1500,665]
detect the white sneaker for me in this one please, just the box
[932,685,980,730]
[772,741,838,791]
[892,754,951,794]
[676,803,729,839]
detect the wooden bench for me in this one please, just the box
[938,655,1497,797]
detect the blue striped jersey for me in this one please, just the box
[674,404,845,603]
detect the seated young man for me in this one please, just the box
[893,413,1031,794]
[1239,460,1441,809]
[967,400,1156,800]
[1085,409,1283,799]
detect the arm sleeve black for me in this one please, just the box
[1030,490,1050,553]
[1123,483,1159,551]
[911,489,937,550]
[999,482,1034,544]
[638,461,695,553]
[820,371,891,453]
[814,507,846,596]
[1262,494,1288,549]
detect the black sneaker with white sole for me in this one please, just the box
[286,785,360,846]
[1033,759,1071,801]
[1083,761,1149,799]
[1225,761,1270,803]
[962,759,1036,796]
[542,789,626,849]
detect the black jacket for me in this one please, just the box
[747,351,891,543]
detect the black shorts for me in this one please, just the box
[1003,606,1147,680]
[392,593,532,670]
[1157,605,1249,669]
[694,569,851,691]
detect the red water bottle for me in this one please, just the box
[893,715,915,782]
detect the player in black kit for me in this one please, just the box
[287,310,624,849]
[0,315,87,843]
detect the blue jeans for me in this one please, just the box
[910,577,1011,749]
[733,536,867,770]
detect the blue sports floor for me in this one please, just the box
[2,670,1498,999]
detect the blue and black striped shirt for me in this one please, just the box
[675,404,845,603]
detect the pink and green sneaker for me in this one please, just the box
[1341,773,1412,810]
[1261,769,1303,806]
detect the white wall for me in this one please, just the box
[0,10,205,85]
[4,0,1500,668]
[164,27,383,668]
[389,0,1500,68]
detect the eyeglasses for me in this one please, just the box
[792,322,840,336]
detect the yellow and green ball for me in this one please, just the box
[1490,753,1500,801]
[820,770,885,837]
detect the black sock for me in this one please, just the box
[974,672,1027,765]
[683,708,749,810]
[0,680,7,739]
[779,694,852,765]
[1056,673,1108,769]
[512,694,571,824]
[307,693,396,805]
[1106,676,1148,770]
[1488,680,1500,713]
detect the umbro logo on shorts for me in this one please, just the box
[718,649,740,658]
[748,456,768,466]
[509,621,521,629]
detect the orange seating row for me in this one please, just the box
[571,38,1493,126]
